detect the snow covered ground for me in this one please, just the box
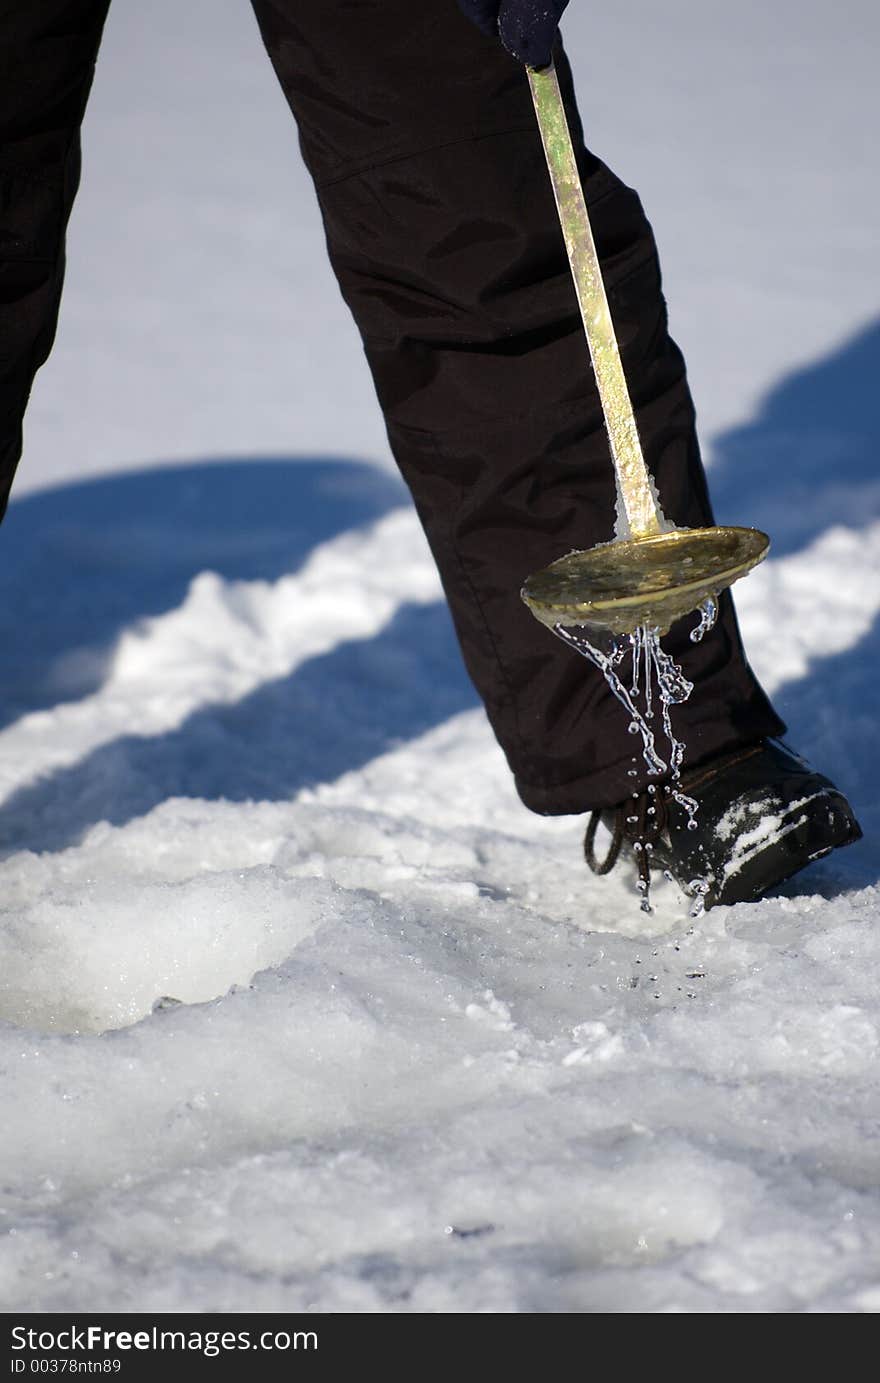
[1,0,878,1313]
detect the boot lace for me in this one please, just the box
[584,785,670,900]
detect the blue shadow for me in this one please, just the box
[709,318,880,556]
[0,457,407,728]
[708,320,880,887]
[0,600,478,855]
[768,609,880,893]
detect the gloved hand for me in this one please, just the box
[456,2,570,69]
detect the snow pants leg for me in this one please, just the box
[251,0,785,812]
[0,0,110,515]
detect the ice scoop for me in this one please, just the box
[520,64,768,638]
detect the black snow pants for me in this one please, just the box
[0,0,785,814]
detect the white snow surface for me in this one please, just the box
[2,0,879,1314]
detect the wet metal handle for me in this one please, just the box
[528,64,663,540]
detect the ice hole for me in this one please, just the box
[0,867,325,1035]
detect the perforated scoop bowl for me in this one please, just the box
[521,524,769,636]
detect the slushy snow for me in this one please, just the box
[1,0,878,1314]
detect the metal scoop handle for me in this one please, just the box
[528,64,663,540]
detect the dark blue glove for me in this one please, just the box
[457,1,570,69]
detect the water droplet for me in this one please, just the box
[689,597,718,644]
[551,618,702,910]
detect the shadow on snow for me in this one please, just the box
[709,318,880,888]
[0,600,478,855]
[0,453,478,853]
[0,456,407,729]
[709,317,880,556]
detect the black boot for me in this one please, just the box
[585,739,863,910]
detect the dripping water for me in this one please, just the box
[555,597,718,911]
[689,595,717,644]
